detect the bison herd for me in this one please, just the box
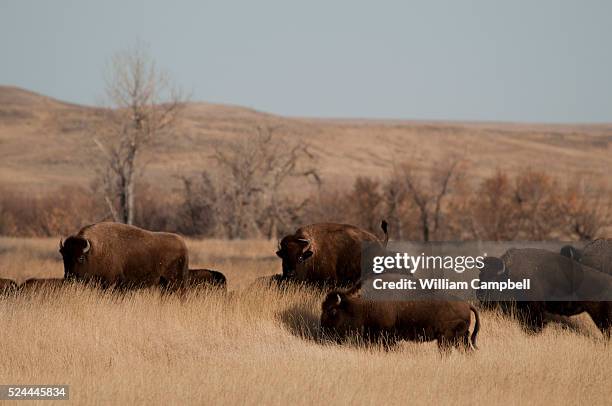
[1,220,611,351]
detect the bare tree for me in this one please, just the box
[381,172,426,240]
[562,177,612,240]
[457,169,612,241]
[211,125,319,239]
[512,169,563,240]
[349,177,383,233]
[381,176,405,239]
[93,44,184,224]
[177,173,218,236]
[399,157,462,242]
[302,186,353,226]
[462,170,523,241]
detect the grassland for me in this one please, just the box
[1,85,612,195]
[0,237,610,405]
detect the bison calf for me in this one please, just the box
[187,269,227,290]
[321,291,480,351]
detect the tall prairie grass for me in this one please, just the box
[0,237,609,405]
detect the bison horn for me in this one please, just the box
[82,239,91,254]
[335,293,342,305]
[496,261,506,276]
[59,239,64,249]
[297,238,311,253]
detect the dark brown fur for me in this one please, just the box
[276,222,388,286]
[480,248,612,338]
[60,222,189,289]
[187,269,227,290]
[321,290,480,350]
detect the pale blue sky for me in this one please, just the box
[1,0,611,122]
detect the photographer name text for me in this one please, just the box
[372,277,531,292]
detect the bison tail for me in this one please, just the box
[381,220,389,248]
[469,304,481,350]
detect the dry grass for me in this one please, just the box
[0,237,610,405]
[1,86,612,195]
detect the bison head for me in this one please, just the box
[275,236,313,278]
[320,291,355,338]
[59,236,91,279]
[479,256,507,281]
[477,256,507,303]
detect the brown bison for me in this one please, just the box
[60,222,188,289]
[276,221,388,286]
[480,248,612,337]
[187,269,227,289]
[321,290,480,350]
[0,278,17,293]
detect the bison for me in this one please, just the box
[276,221,389,286]
[60,222,189,289]
[187,269,227,290]
[320,290,480,351]
[479,248,612,337]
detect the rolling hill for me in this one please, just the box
[1,85,611,195]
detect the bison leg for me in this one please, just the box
[159,276,187,296]
[378,335,396,352]
[585,302,612,340]
[452,321,473,352]
[160,255,188,293]
[436,334,450,352]
[437,328,464,353]
[437,336,457,354]
[516,302,546,334]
